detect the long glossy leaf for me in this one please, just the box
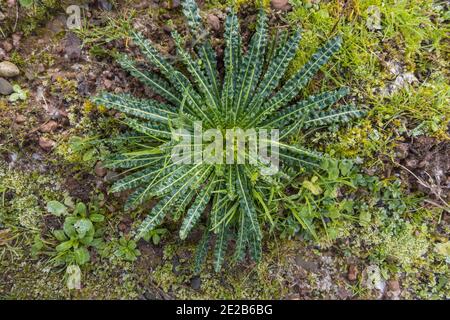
[93,93,177,124]
[180,176,216,240]
[303,104,365,128]
[263,87,350,128]
[234,9,268,123]
[250,35,343,126]
[243,29,302,124]
[116,54,180,104]
[222,10,241,122]
[214,218,229,272]
[235,166,261,240]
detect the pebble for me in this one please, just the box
[103,79,113,89]
[207,14,221,32]
[0,77,13,95]
[94,161,107,177]
[170,0,180,9]
[1,41,13,53]
[387,279,400,292]
[46,16,67,35]
[162,25,172,34]
[190,276,201,290]
[64,32,82,61]
[395,143,409,159]
[347,264,358,281]
[98,0,113,11]
[271,0,290,10]
[39,120,58,133]
[294,255,318,273]
[0,61,20,78]
[12,33,21,48]
[15,114,26,124]
[39,137,56,151]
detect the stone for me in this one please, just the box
[15,114,26,124]
[387,279,400,292]
[405,158,418,168]
[64,32,82,60]
[271,0,289,10]
[347,264,358,281]
[103,79,113,89]
[98,0,113,11]
[190,276,201,290]
[94,161,107,177]
[294,255,318,273]
[39,120,58,133]
[162,25,172,34]
[39,137,56,151]
[12,33,21,48]
[0,77,13,95]
[170,0,180,9]
[207,14,220,32]
[46,16,67,34]
[1,41,13,52]
[0,61,20,78]
[394,143,409,159]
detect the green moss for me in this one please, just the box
[0,165,64,228]
[1,256,141,299]
[152,240,289,299]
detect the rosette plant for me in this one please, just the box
[92,0,364,271]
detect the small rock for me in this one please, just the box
[143,290,157,300]
[347,264,358,281]
[0,61,20,78]
[0,77,13,95]
[160,13,171,20]
[386,279,401,299]
[37,64,45,73]
[46,16,67,34]
[39,137,56,151]
[405,158,418,168]
[94,161,107,177]
[39,120,58,133]
[394,143,409,159]
[338,287,352,300]
[119,216,133,233]
[207,14,220,32]
[98,0,113,11]
[190,276,201,290]
[170,0,180,9]
[162,25,172,34]
[12,33,21,48]
[118,222,128,233]
[271,0,289,10]
[134,1,150,10]
[387,279,400,292]
[64,32,82,60]
[0,48,6,60]
[15,114,26,124]
[103,79,113,89]
[1,41,13,52]
[294,255,318,273]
